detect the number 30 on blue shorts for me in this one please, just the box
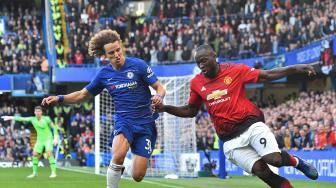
[109,121,157,158]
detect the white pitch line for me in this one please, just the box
[58,167,184,188]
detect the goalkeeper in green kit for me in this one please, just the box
[1,106,59,178]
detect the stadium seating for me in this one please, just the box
[61,0,336,65]
[0,4,46,74]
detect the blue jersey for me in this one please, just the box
[85,57,159,125]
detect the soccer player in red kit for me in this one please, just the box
[156,45,318,188]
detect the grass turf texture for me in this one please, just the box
[0,168,335,188]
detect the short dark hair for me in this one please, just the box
[34,106,43,111]
[195,44,214,53]
[194,44,215,60]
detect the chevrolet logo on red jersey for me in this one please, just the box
[206,89,228,100]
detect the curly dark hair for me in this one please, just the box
[88,29,121,57]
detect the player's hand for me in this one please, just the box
[294,64,316,76]
[53,138,59,146]
[41,96,59,106]
[1,116,14,121]
[153,103,165,113]
[151,94,163,106]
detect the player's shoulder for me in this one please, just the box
[190,73,204,86]
[126,56,153,75]
[93,64,115,79]
[220,62,248,71]
[220,62,237,69]
[125,56,147,67]
[96,64,112,74]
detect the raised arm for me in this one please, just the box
[159,104,200,118]
[41,88,92,106]
[258,64,316,82]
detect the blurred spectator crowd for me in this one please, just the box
[196,111,217,151]
[263,90,336,151]
[145,0,336,62]
[1,0,336,69]
[65,0,336,66]
[0,3,48,74]
[52,102,95,166]
[65,0,126,65]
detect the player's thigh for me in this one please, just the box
[249,122,280,157]
[225,145,261,174]
[45,139,54,156]
[111,133,130,163]
[33,141,45,154]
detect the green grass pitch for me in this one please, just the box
[0,168,335,188]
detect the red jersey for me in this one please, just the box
[189,63,263,140]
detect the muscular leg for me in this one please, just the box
[252,159,293,188]
[131,155,149,182]
[107,134,129,188]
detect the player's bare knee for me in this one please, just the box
[132,174,144,182]
[47,152,53,158]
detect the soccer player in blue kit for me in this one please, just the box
[41,29,166,188]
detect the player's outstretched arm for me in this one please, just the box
[41,88,92,106]
[1,116,14,121]
[157,104,200,118]
[1,116,31,122]
[258,64,316,82]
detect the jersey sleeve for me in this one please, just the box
[46,116,59,140]
[14,116,33,122]
[85,69,105,96]
[188,79,202,106]
[138,60,158,85]
[238,64,260,84]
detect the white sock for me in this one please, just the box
[107,161,124,188]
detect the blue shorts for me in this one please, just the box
[109,119,157,158]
